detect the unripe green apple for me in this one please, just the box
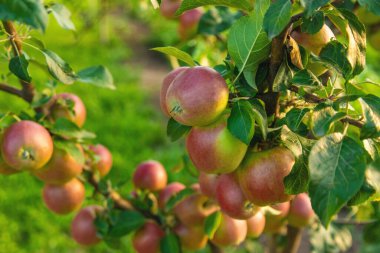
[166,66,229,127]
[369,31,380,51]
[174,223,208,250]
[357,8,380,25]
[160,67,189,117]
[246,211,265,238]
[50,93,87,127]
[264,202,290,234]
[288,193,314,228]
[160,0,182,19]
[42,178,85,215]
[89,144,113,177]
[178,9,203,41]
[215,172,258,220]
[237,147,295,206]
[158,182,185,209]
[133,160,167,191]
[291,24,335,55]
[1,120,53,171]
[71,205,102,246]
[132,221,165,253]
[199,172,219,199]
[211,213,247,247]
[186,114,248,173]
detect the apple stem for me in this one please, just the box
[282,225,302,253]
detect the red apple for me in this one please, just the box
[158,182,186,209]
[160,67,189,116]
[174,223,208,250]
[42,178,85,215]
[132,221,165,253]
[211,213,247,247]
[0,152,20,175]
[237,147,295,206]
[50,93,87,127]
[160,0,182,19]
[1,120,53,171]
[246,211,265,238]
[133,160,167,191]
[288,193,314,228]
[166,66,229,127]
[71,205,102,246]
[199,172,218,199]
[264,202,290,234]
[178,9,203,41]
[89,144,112,177]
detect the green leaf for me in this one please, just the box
[0,0,48,31]
[43,50,76,84]
[263,0,292,40]
[9,55,31,82]
[49,118,96,140]
[358,0,380,16]
[300,0,330,17]
[250,99,268,140]
[301,11,325,34]
[77,65,115,89]
[151,47,196,67]
[108,211,145,237]
[160,232,181,253]
[165,188,195,211]
[285,108,310,132]
[204,211,221,239]
[319,41,352,80]
[227,100,255,145]
[54,140,85,165]
[176,0,252,15]
[166,118,192,142]
[312,106,346,138]
[49,4,76,31]
[309,133,366,227]
[292,69,322,87]
[198,7,242,35]
[359,95,380,139]
[347,179,376,206]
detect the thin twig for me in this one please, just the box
[0,83,23,98]
[282,226,302,253]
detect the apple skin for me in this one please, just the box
[158,182,186,209]
[34,145,84,185]
[178,9,203,41]
[1,120,53,171]
[211,213,247,247]
[264,202,290,234]
[71,205,102,246]
[166,66,229,127]
[160,0,182,19]
[132,221,165,253]
[89,144,112,177]
[199,172,219,199]
[174,223,208,250]
[186,115,248,174]
[291,24,335,55]
[50,93,87,127]
[246,211,266,238]
[0,153,20,175]
[160,67,189,117]
[237,147,295,206]
[215,173,258,220]
[288,193,314,228]
[42,178,85,215]
[133,160,167,191]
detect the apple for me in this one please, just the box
[50,93,87,127]
[34,145,84,185]
[198,172,219,199]
[291,24,335,55]
[178,9,203,41]
[237,147,295,206]
[186,114,248,174]
[132,221,165,253]
[356,8,380,25]
[89,144,112,177]
[160,0,182,19]
[0,154,20,175]
[158,182,186,209]
[42,178,85,215]
[1,120,53,171]
[288,193,314,228]
[215,172,258,220]
[166,66,229,127]
[211,213,247,247]
[246,211,265,238]
[174,223,208,250]
[71,205,102,246]
[264,202,290,234]
[133,160,167,191]
[369,31,380,51]
[160,67,189,116]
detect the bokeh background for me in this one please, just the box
[1,1,380,252]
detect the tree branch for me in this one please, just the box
[282,226,302,253]
[0,83,23,98]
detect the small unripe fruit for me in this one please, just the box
[264,202,290,234]
[133,160,167,191]
[178,9,203,41]
[246,211,266,238]
[288,193,314,228]
[174,223,208,250]
[132,221,165,253]
[211,213,247,247]
[160,0,181,19]
[42,178,85,215]
[71,205,102,246]
[89,144,113,177]
[51,93,87,127]
[158,182,186,209]
[199,172,218,199]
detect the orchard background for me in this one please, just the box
[0,0,380,253]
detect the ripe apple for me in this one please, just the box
[160,0,182,19]
[291,24,335,55]
[71,205,102,246]
[237,147,295,206]
[264,202,290,234]
[211,213,247,247]
[42,178,85,215]
[89,144,112,177]
[199,172,218,199]
[1,120,53,171]
[215,173,258,220]
[133,160,167,191]
[174,223,208,250]
[0,154,20,175]
[246,211,265,238]
[34,145,84,185]
[50,93,87,127]
[158,182,186,209]
[288,193,315,228]
[160,67,189,116]
[166,66,229,127]
[178,9,203,41]
[132,221,165,253]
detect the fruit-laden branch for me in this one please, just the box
[0,83,23,98]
